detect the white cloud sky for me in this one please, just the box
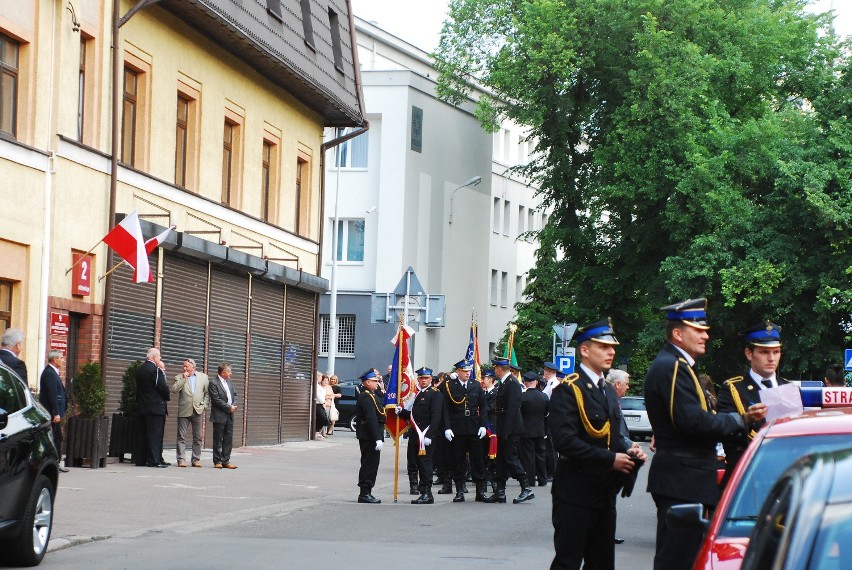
[351,0,851,53]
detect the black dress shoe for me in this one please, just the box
[614,538,625,544]
[357,494,381,504]
[59,467,70,473]
[513,488,535,503]
[148,463,168,468]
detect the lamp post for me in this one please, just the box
[448,175,483,224]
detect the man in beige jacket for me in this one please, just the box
[171,358,210,467]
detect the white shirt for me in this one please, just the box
[315,384,326,405]
[669,343,697,367]
[579,363,605,386]
[218,375,232,405]
[749,370,777,389]
[543,377,560,399]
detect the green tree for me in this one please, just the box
[435,0,852,382]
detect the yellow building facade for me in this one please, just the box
[0,0,365,444]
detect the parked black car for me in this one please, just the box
[336,383,361,431]
[0,363,60,566]
[740,447,852,570]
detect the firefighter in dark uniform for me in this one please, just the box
[549,319,646,570]
[481,368,498,491]
[441,359,489,502]
[644,299,766,570]
[717,321,788,486]
[355,369,387,504]
[396,367,443,504]
[520,371,549,487]
[484,356,534,504]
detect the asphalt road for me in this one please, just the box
[38,430,657,569]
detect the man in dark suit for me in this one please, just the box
[397,367,443,504]
[484,356,533,504]
[549,319,645,569]
[441,359,489,502]
[0,328,27,382]
[355,369,386,503]
[644,299,765,570]
[136,348,171,468]
[717,321,788,486]
[39,350,68,472]
[209,362,238,469]
[520,371,549,487]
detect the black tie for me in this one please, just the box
[598,378,607,399]
[761,379,772,389]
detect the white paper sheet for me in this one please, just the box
[761,383,804,423]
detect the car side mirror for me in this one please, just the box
[667,503,709,531]
[0,408,7,430]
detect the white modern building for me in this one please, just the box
[317,17,547,379]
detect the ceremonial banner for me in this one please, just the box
[466,313,482,382]
[384,324,414,440]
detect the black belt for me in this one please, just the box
[656,448,710,460]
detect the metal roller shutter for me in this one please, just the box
[160,254,209,450]
[246,279,284,445]
[281,287,316,441]
[207,268,249,448]
[104,251,157,415]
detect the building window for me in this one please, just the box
[175,95,189,187]
[261,139,280,223]
[503,200,511,236]
[328,8,344,72]
[319,314,355,357]
[528,208,535,232]
[516,275,524,302]
[121,67,139,166]
[300,0,315,50]
[518,205,525,236]
[222,121,234,204]
[0,34,18,138]
[542,212,549,228]
[501,271,508,307]
[335,128,368,168]
[0,281,11,331]
[334,219,365,262]
[492,197,500,233]
[77,38,86,141]
[266,0,283,22]
[490,270,498,306]
[295,153,311,236]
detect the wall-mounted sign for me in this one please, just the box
[50,312,69,336]
[49,338,67,353]
[72,252,92,296]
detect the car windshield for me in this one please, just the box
[807,502,852,570]
[620,398,645,411]
[720,434,852,538]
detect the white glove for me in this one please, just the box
[449,372,458,380]
[375,440,383,451]
[477,427,487,439]
[395,406,405,415]
[445,429,454,442]
[424,437,432,447]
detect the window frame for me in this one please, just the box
[334,127,368,169]
[319,314,356,357]
[0,33,19,139]
[332,218,365,264]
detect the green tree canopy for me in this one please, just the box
[435,0,852,382]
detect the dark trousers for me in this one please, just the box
[520,436,547,484]
[358,438,381,491]
[551,500,616,570]
[483,437,496,483]
[652,493,707,570]
[545,431,556,477]
[406,435,434,485]
[496,435,526,483]
[432,435,451,479]
[450,433,485,483]
[212,415,234,465]
[141,413,165,466]
[51,422,63,460]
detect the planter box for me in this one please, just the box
[66,416,110,469]
[108,413,137,462]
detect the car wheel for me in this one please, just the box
[0,474,54,567]
[349,415,357,432]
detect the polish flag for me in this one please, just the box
[137,225,175,282]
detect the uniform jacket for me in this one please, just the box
[208,375,237,424]
[171,371,210,417]
[550,368,630,507]
[355,388,387,442]
[0,349,27,382]
[442,377,488,434]
[136,360,170,415]
[398,387,443,441]
[494,374,524,436]
[643,343,745,506]
[717,372,791,473]
[520,387,549,439]
[39,364,67,419]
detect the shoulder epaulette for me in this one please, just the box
[724,376,744,386]
[560,373,579,386]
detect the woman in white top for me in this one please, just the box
[315,372,328,439]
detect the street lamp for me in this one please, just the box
[448,175,482,224]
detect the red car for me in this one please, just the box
[670,388,852,570]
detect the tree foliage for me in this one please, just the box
[435,0,852,382]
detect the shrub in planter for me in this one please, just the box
[109,360,142,461]
[66,362,109,469]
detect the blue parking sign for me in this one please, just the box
[555,355,575,374]
[846,349,852,371]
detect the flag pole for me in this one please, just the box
[392,323,403,503]
[97,259,126,282]
[64,238,105,275]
